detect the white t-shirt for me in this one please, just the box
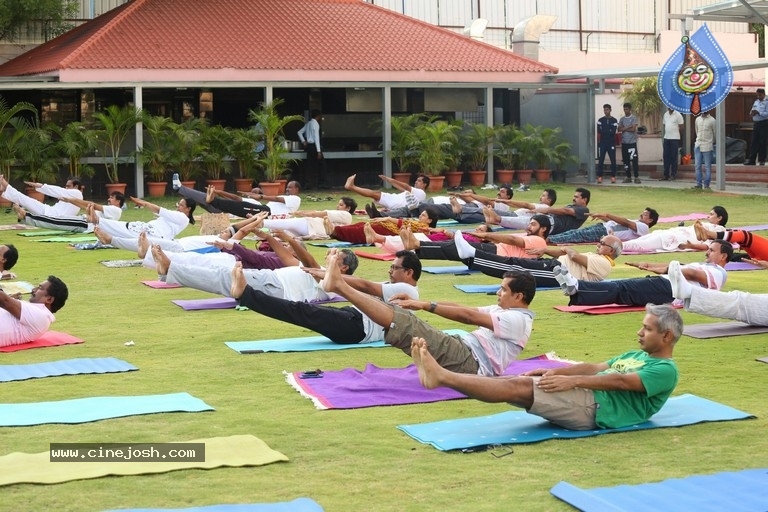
[0,301,55,347]
[605,219,650,241]
[129,207,189,239]
[98,204,123,221]
[275,266,333,302]
[268,195,301,217]
[359,282,419,343]
[39,184,83,217]
[460,306,534,376]
[663,262,727,291]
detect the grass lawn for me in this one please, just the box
[2,184,767,511]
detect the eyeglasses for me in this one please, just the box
[598,240,611,247]
[389,264,405,271]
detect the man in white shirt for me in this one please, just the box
[13,192,125,233]
[0,275,68,347]
[0,176,82,217]
[661,108,684,180]
[297,109,323,189]
[345,173,428,213]
[694,110,716,189]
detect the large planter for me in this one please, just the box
[426,175,445,192]
[180,180,197,190]
[392,172,412,184]
[105,183,128,196]
[234,178,255,193]
[495,169,515,185]
[257,181,284,196]
[534,169,552,183]
[444,171,463,189]
[515,170,533,186]
[205,179,227,191]
[467,170,487,187]
[24,187,45,202]
[146,181,167,197]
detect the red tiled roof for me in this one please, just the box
[0,0,557,82]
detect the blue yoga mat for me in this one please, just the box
[105,498,325,512]
[422,265,478,274]
[551,468,768,512]
[397,394,754,451]
[0,357,137,383]
[436,219,458,226]
[226,328,469,354]
[0,392,214,426]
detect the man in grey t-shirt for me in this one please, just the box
[619,102,641,183]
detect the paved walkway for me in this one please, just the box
[565,171,768,197]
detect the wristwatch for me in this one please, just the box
[428,302,438,313]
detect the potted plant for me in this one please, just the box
[0,97,37,205]
[461,122,495,186]
[92,104,146,194]
[521,124,561,183]
[13,122,61,199]
[551,138,578,183]
[413,118,460,191]
[494,124,526,184]
[229,126,263,192]
[248,99,303,195]
[51,121,97,180]
[138,115,175,196]
[199,123,233,188]
[387,113,423,182]
[169,117,206,187]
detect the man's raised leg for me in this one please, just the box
[344,174,382,202]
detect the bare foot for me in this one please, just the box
[399,226,420,251]
[483,205,501,226]
[319,250,342,293]
[411,337,444,389]
[323,216,334,236]
[137,231,150,259]
[450,196,462,216]
[344,174,356,191]
[693,220,714,241]
[93,226,112,245]
[12,204,25,221]
[205,185,216,203]
[86,203,100,225]
[152,244,171,275]
[230,261,247,299]
[363,223,376,245]
[0,174,8,193]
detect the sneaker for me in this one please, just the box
[634,178,641,184]
[622,178,632,183]
[597,176,602,184]
[744,161,755,166]
[704,186,711,190]
[610,177,616,183]
[171,173,181,191]
[552,265,578,296]
[659,177,669,181]
[760,162,765,166]
[692,184,702,189]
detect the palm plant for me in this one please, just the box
[169,117,206,182]
[493,124,523,169]
[248,99,303,182]
[413,118,461,176]
[139,115,175,182]
[13,121,60,184]
[92,104,146,183]
[388,113,424,173]
[51,122,98,178]
[0,96,37,178]
[461,122,495,171]
[199,124,233,180]
[229,126,263,180]
[520,124,561,170]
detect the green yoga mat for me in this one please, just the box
[0,434,288,486]
[16,230,70,237]
[34,236,97,243]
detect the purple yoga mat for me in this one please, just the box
[172,297,237,310]
[286,356,571,409]
[724,261,762,271]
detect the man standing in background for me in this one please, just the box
[661,108,684,180]
[694,111,716,190]
[619,103,641,184]
[297,109,323,190]
[596,104,618,184]
[745,88,768,166]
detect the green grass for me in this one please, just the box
[2,184,768,511]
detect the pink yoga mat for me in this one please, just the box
[657,213,708,223]
[141,280,182,289]
[555,303,682,315]
[0,331,84,352]
[353,250,396,261]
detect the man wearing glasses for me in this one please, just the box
[229,250,421,345]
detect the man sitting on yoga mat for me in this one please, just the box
[668,259,768,326]
[409,303,681,430]
[0,276,68,347]
[229,249,421,345]
[555,239,732,307]
[232,250,536,376]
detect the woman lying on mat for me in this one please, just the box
[90,196,196,241]
[620,206,727,254]
[330,207,443,245]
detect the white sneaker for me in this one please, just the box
[667,260,692,300]
[453,231,476,260]
[171,172,182,191]
[553,265,578,295]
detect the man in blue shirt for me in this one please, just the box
[596,104,618,184]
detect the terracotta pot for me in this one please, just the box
[392,172,412,184]
[105,183,128,196]
[257,181,285,196]
[468,170,487,187]
[444,171,463,188]
[534,169,552,183]
[205,179,227,191]
[426,175,445,192]
[181,180,197,190]
[495,169,515,185]
[515,170,533,186]
[24,187,45,202]
[234,178,255,193]
[146,181,167,197]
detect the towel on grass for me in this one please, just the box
[353,250,396,261]
[454,284,560,293]
[285,353,570,410]
[657,213,708,223]
[0,331,84,352]
[724,261,763,271]
[0,357,136,383]
[226,336,387,354]
[16,229,70,237]
[0,281,34,295]
[683,321,768,339]
[105,499,324,512]
[554,303,681,315]
[0,223,35,231]
[550,468,768,512]
[397,394,754,451]
[0,434,287,487]
[0,392,213,426]
[100,259,143,268]
[34,236,97,243]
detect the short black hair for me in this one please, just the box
[530,214,551,238]
[644,207,660,228]
[110,191,126,207]
[396,249,422,282]
[710,239,734,262]
[339,248,359,275]
[310,109,322,118]
[340,196,357,214]
[758,88,765,94]
[603,104,612,109]
[575,187,591,204]
[502,270,536,305]
[498,186,514,199]
[543,188,557,205]
[712,205,728,227]
[416,174,430,187]
[623,102,632,109]
[46,275,69,313]
[3,244,18,270]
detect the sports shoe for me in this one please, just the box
[596,176,602,184]
[552,265,578,296]
[171,172,181,191]
[667,260,692,300]
[634,178,641,184]
[622,178,632,183]
[691,184,702,189]
[744,161,755,166]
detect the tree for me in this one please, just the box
[0,0,79,42]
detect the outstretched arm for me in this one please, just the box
[379,174,411,193]
[129,197,161,214]
[625,261,669,275]
[0,289,22,319]
[59,197,104,211]
[496,199,536,209]
[390,299,494,330]
[590,212,637,232]
[535,206,577,217]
